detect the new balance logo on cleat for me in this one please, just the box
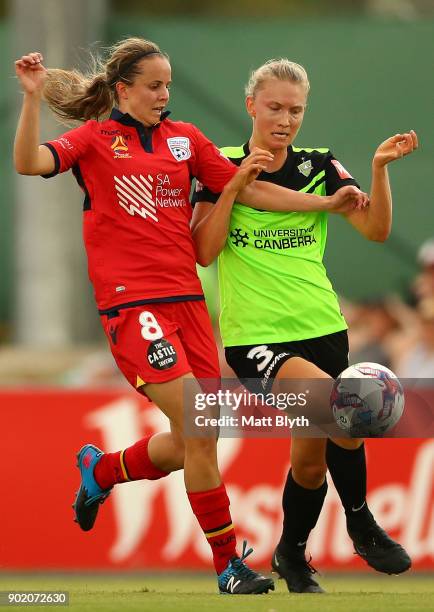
[226,577,241,593]
[218,541,274,595]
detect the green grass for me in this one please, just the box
[0,574,432,611]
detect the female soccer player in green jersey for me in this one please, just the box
[192,58,418,593]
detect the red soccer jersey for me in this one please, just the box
[43,109,237,311]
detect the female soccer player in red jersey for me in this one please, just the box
[192,59,418,592]
[13,39,364,594]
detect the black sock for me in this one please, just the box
[326,439,371,528]
[278,469,327,556]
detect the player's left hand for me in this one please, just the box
[373,130,418,168]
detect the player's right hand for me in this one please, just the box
[225,148,274,194]
[15,52,47,94]
[326,186,369,214]
[240,147,274,172]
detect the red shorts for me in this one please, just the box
[100,300,220,390]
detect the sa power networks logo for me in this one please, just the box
[114,173,187,222]
[111,135,132,159]
[167,137,191,161]
[114,174,158,222]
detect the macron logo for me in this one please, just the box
[114,174,158,222]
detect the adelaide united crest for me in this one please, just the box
[167,137,191,162]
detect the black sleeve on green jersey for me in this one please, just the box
[325,153,360,195]
[191,180,220,207]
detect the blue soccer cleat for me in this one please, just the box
[218,540,275,594]
[72,444,112,531]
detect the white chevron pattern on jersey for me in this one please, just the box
[114,174,158,222]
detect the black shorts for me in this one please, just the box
[225,330,349,393]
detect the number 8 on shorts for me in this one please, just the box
[139,311,163,341]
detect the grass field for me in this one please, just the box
[0,574,433,612]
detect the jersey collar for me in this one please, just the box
[109,107,171,128]
[243,141,294,157]
[243,141,294,174]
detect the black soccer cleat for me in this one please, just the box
[271,546,325,593]
[348,517,412,574]
[218,541,275,594]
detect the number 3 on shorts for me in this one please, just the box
[139,311,163,341]
[247,345,274,372]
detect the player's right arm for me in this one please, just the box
[14,52,56,175]
[237,148,367,214]
[239,180,365,214]
[191,131,366,216]
[192,154,266,266]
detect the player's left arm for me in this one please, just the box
[343,131,418,242]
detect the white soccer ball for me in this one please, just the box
[331,362,405,437]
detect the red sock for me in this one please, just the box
[188,483,237,574]
[94,436,168,489]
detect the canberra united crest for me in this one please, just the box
[167,137,191,161]
[297,159,313,177]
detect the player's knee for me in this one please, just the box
[331,437,364,450]
[171,437,185,467]
[293,462,327,489]
[185,436,217,459]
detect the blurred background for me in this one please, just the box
[0,0,433,579]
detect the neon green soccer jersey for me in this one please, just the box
[193,143,359,347]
